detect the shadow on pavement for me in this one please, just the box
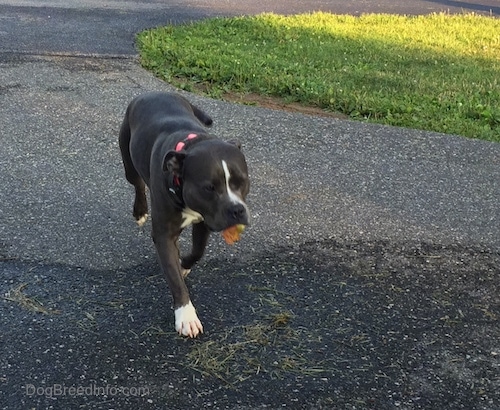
[2,238,498,409]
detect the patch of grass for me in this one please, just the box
[137,12,500,142]
[4,283,60,314]
[183,318,334,386]
[180,283,335,386]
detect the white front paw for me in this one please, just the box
[174,301,203,338]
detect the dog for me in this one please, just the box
[119,92,250,338]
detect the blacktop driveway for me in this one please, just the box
[1,1,499,409]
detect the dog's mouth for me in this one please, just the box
[207,220,250,233]
[184,197,250,233]
[206,212,250,233]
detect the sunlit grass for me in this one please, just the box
[137,12,500,142]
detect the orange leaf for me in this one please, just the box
[222,224,245,245]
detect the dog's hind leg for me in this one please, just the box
[119,113,148,226]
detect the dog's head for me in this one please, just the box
[163,139,250,231]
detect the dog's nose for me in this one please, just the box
[228,204,247,224]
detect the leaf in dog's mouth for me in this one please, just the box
[222,224,245,245]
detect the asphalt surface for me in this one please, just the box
[1,1,499,409]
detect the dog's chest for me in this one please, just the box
[181,208,204,228]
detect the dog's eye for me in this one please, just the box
[204,183,216,192]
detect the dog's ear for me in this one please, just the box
[163,151,186,174]
[227,139,242,150]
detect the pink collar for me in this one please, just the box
[172,134,198,187]
[175,133,197,152]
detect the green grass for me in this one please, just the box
[137,12,500,142]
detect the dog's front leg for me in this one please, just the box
[152,231,203,338]
[180,222,210,277]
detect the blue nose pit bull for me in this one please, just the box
[119,92,250,338]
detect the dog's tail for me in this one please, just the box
[191,104,213,127]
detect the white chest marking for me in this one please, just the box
[181,208,203,228]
